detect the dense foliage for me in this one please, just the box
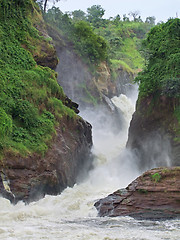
[44,5,155,71]
[135,18,180,97]
[0,0,75,158]
[44,7,108,64]
[95,20,153,70]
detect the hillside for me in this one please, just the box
[0,0,92,202]
[127,18,180,169]
[43,5,154,107]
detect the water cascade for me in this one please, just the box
[0,91,179,240]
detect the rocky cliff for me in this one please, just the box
[95,167,180,220]
[0,0,92,203]
[47,25,135,109]
[0,116,92,203]
[95,19,180,221]
[126,19,180,170]
[127,95,180,170]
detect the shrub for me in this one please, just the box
[151,173,161,183]
[135,19,180,97]
[0,108,12,138]
[162,78,180,97]
[0,0,73,157]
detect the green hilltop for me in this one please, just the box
[0,0,76,159]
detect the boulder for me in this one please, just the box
[95,167,180,220]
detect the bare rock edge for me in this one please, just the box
[95,167,180,220]
[0,116,92,204]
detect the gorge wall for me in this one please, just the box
[127,18,180,170]
[127,95,180,170]
[0,0,92,203]
[0,116,92,203]
[95,18,180,220]
[47,25,135,109]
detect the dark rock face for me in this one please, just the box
[33,39,58,70]
[114,68,135,96]
[0,117,92,203]
[127,95,180,169]
[95,167,180,220]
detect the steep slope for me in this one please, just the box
[44,8,147,108]
[0,0,92,203]
[94,19,180,221]
[47,24,116,107]
[127,19,180,169]
[95,167,180,220]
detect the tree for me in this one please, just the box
[71,10,86,22]
[37,0,61,12]
[135,18,180,96]
[128,11,142,22]
[113,14,121,25]
[87,5,105,27]
[145,16,156,25]
[73,21,108,63]
[123,14,129,22]
[45,6,63,22]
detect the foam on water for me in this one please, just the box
[0,92,179,240]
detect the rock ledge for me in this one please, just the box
[95,167,180,220]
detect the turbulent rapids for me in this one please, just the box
[0,93,179,240]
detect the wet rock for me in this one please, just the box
[33,40,58,70]
[127,95,180,169]
[0,116,92,203]
[64,96,79,114]
[95,167,180,220]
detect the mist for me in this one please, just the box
[76,86,140,190]
[78,83,173,189]
[131,132,172,172]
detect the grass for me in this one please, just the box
[110,59,134,73]
[151,173,161,183]
[0,0,75,157]
[120,38,144,70]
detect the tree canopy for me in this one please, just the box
[44,5,155,70]
[135,18,180,97]
[37,0,60,12]
[87,5,105,27]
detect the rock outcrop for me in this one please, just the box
[127,95,180,170]
[95,167,180,220]
[0,116,92,203]
[0,1,93,204]
[24,3,59,70]
[47,25,135,109]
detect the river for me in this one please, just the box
[0,92,179,240]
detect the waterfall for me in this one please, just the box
[0,91,179,240]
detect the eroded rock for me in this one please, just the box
[0,116,92,203]
[95,167,180,220]
[127,95,180,169]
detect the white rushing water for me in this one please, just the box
[0,93,179,240]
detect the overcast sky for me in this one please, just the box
[48,0,180,23]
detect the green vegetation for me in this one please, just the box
[134,19,180,134]
[138,188,148,194]
[44,5,155,72]
[135,19,180,97]
[0,0,75,158]
[94,20,153,71]
[44,7,108,65]
[151,173,161,183]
